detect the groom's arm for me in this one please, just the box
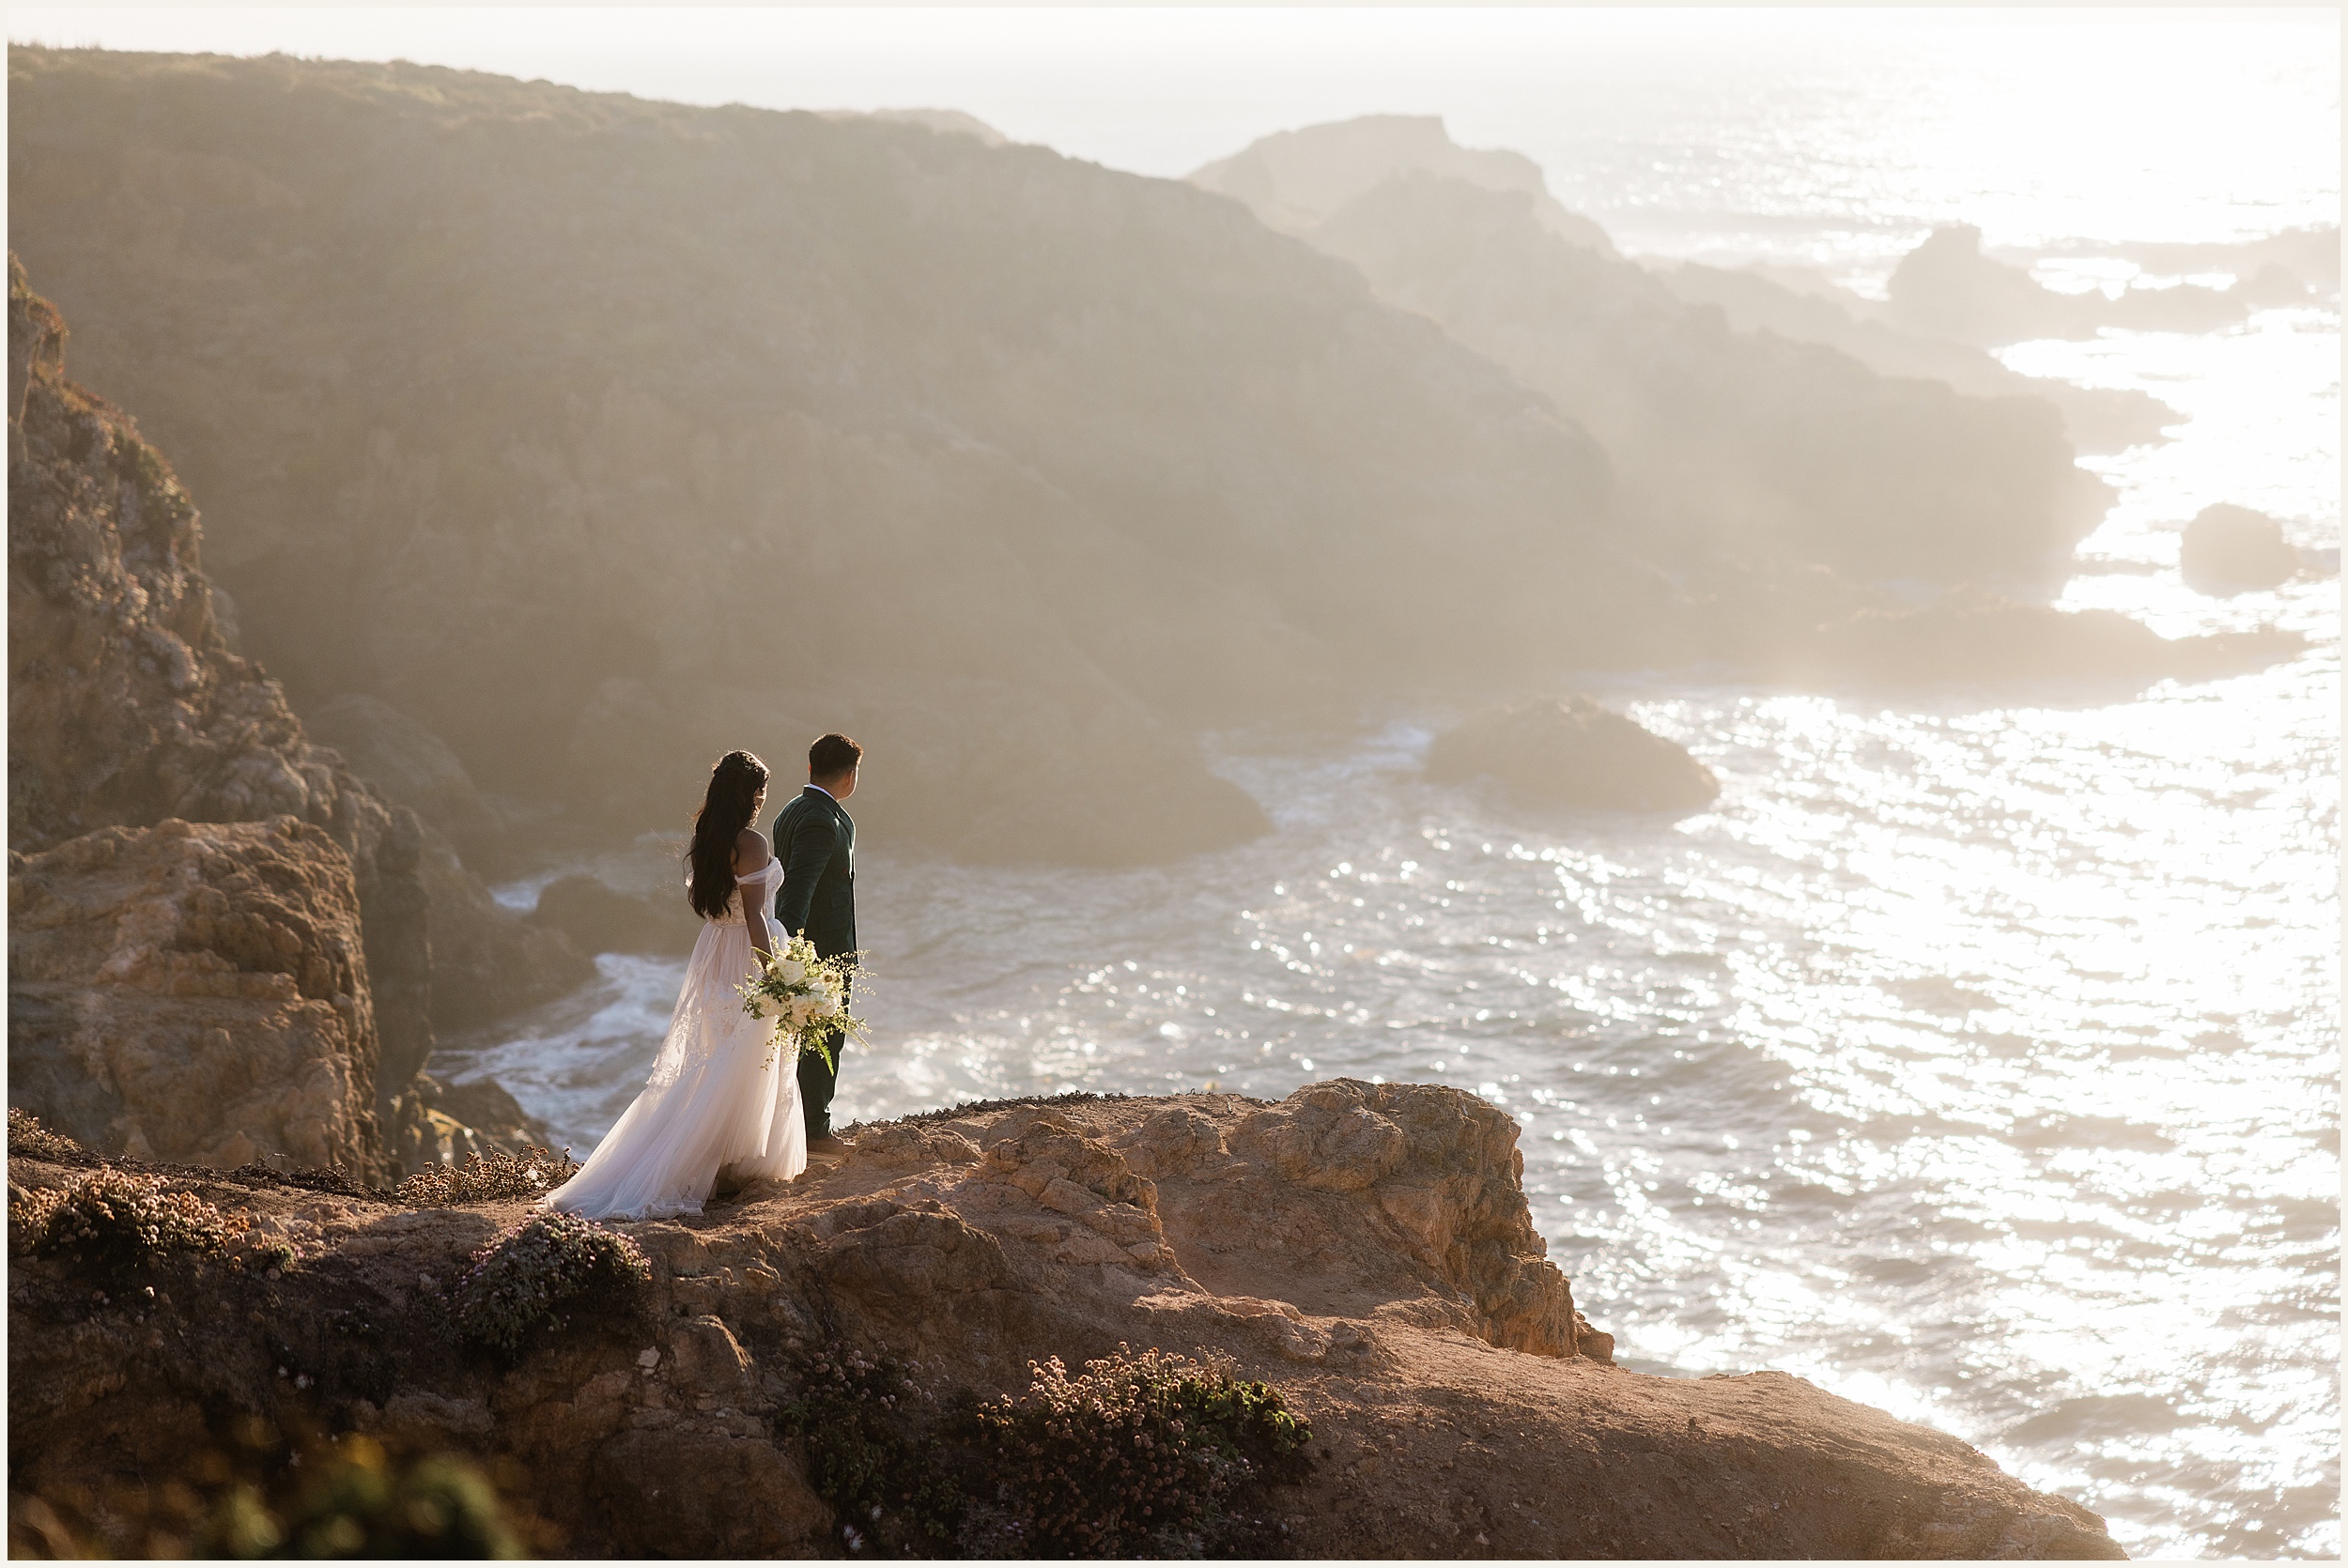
[774,813,838,938]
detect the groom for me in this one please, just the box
[773,732,861,1153]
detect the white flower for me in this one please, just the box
[809,992,839,1021]
[775,958,808,986]
[788,995,818,1028]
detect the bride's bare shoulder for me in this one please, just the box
[732,826,772,873]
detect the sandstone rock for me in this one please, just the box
[7,1087,2124,1559]
[2181,502,2302,592]
[1426,696,1721,814]
[7,817,386,1177]
[8,255,431,1134]
[527,873,697,958]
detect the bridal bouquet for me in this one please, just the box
[739,933,864,1071]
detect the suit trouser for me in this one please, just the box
[797,977,850,1140]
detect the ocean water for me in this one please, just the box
[432,17,2340,1559]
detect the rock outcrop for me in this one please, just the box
[8,1084,2125,1559]
[300,695,507,875]
[1196,120,2111,585]
[1658,260,2179,454]
[527,874,698,958]
[6,253,434,1109]
[2180,503,2303,593]
[1427,698,1722,815]
[7,254,570,1169]
[1887,224,2248,346]
[7,818,386,1178]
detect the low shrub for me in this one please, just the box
[8,1106,85,1161]
[394,1147,579,1208]
[17,1166,275,1277]
[782,1345,970,1554]
[198,1436,521,1559]
[9,1180,66,1254]
[448,1210,649,1358]
[780,1341,1313,1559]
[969,1345,1312,1557]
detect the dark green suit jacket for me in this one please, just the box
[772,785,857,962]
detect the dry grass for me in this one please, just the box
[393,1146,579,1208]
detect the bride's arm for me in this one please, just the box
[734,828,776,961]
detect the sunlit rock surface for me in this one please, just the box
[8,1084,2124,1558]
[8,817,387,1177]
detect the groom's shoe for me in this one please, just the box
[807,1132,850,1159]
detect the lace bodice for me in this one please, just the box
[705,857,784,926]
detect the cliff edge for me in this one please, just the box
[8,1083,2124,1559]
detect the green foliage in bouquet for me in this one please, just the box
[740,931,867,1071]
[448,1210,650,1360]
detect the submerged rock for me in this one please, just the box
[2180,503,2302,592]
[1815,588,2305,687]
[7,1084,2125,1559]
[1427,697,1721,814]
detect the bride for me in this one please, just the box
[542,749,808,1220]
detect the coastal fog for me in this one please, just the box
[7,12,2337,1559]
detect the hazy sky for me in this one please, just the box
[9,8,2336,258]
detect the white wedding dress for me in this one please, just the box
[542,856,807,1220]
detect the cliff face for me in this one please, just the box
[7,254,581,1166]
[7,47,1672,866]
[7,252,427,1120]
[8,819,386,1177]
[7,1084,2124,1559]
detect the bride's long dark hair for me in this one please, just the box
[686,749,771,920]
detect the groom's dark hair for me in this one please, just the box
[810,733,862,780]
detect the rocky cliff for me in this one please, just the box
[1194,124,2109,584]
[7,1084,2124,1559]
[8,47,1674,868]
[8,819,384,1176]
[7,254,577,1169]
